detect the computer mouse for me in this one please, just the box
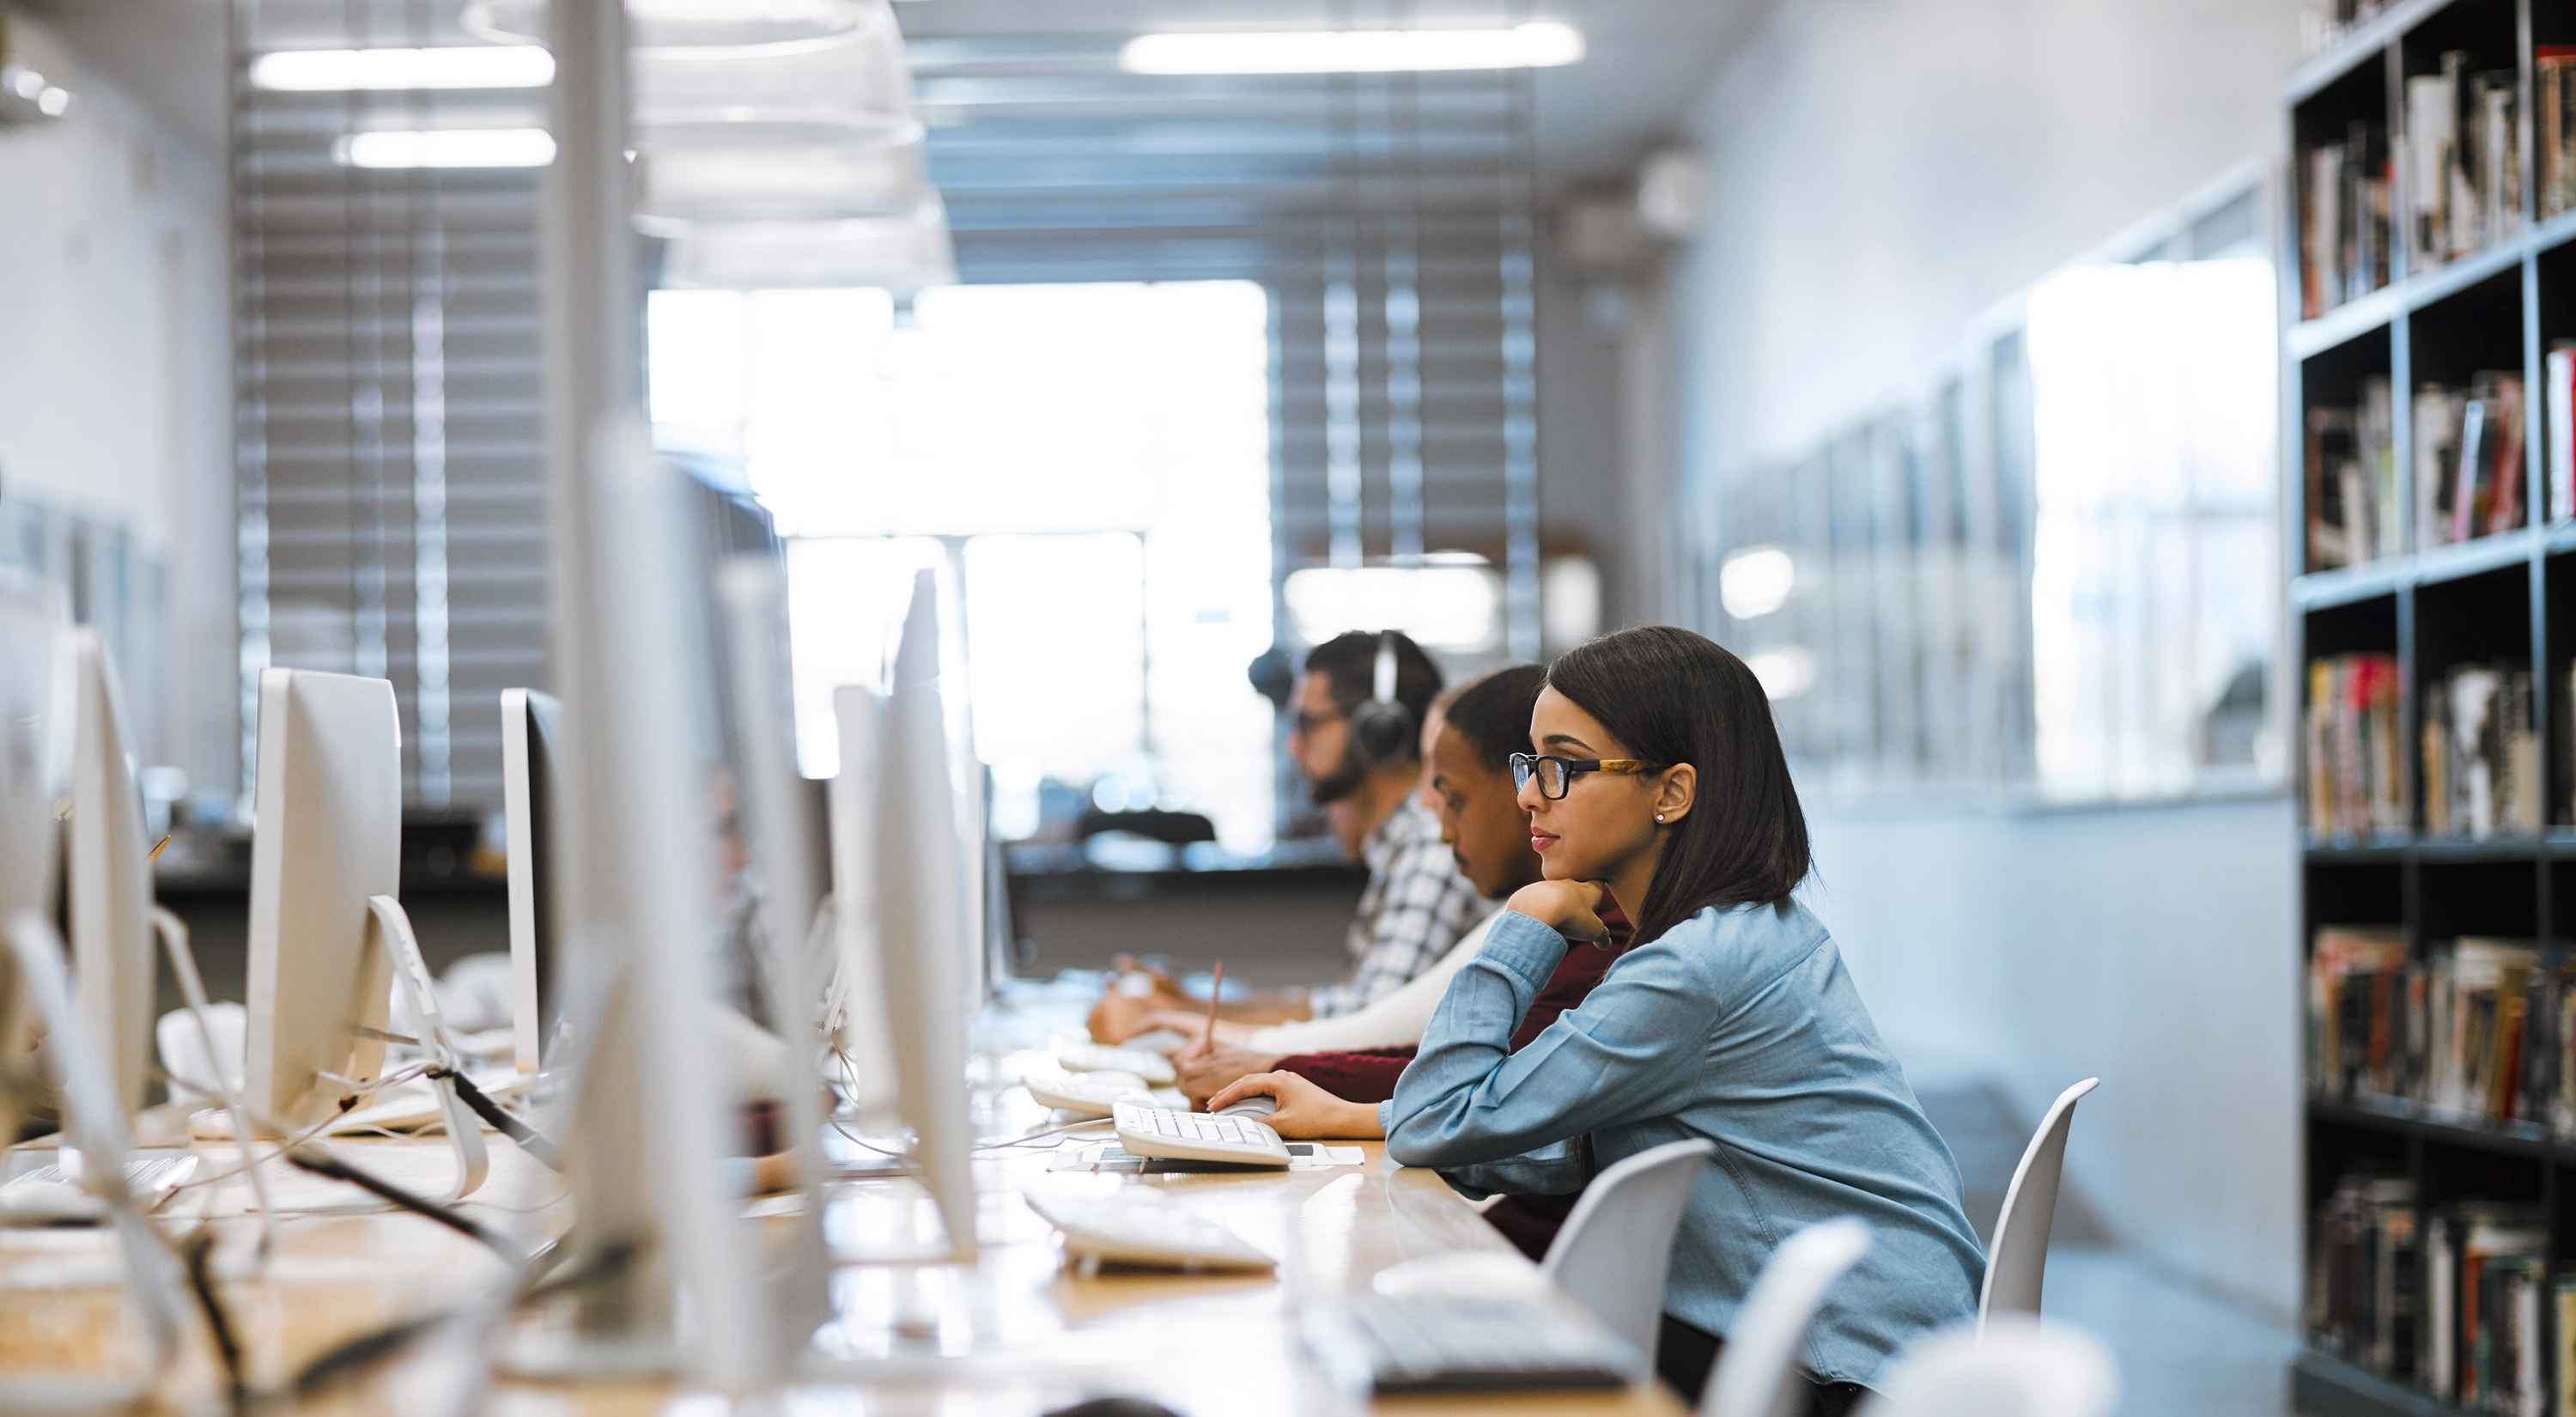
[1045,1398,1184,1417]
[0,1179,107,1227]
[1215,1094,1278,1118]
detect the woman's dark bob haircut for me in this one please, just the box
[1543,625,1810,943]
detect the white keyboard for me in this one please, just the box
[1023,1190,1275,1273]
[1111,1100,1290,1168]
[1024,1071,1154,1118]
[1058,1042,1176,1086]
[3,1155,197,1204]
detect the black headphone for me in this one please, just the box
[1346,631,1418,769]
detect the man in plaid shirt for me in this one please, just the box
[1091,629,1484,1036]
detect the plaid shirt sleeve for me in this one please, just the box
[1308,808,1486,1019]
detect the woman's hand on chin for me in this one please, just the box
[1504,879,1611,944]
[1206,1072,1384,1140]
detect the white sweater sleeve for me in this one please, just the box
[1245,909,1501,1055]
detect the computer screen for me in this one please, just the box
[243,667,403,1128]
[64,629,155,1117]
[501,685,563,1074]
[872,568,977,1257]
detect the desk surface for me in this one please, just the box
[1,1090,1687,1415]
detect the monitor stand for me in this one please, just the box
[365,895,490,1204]
[151,906,277,1263]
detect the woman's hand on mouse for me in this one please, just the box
[1206,1071,1385,1140]
[1172,1043,1284,1105]
[1504,879,1612,944]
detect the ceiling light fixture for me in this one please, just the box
[334,128,557,168]
[251,46,555,91]
[1120,21,1582,76]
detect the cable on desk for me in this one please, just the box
[289,1310,453,1399]
[177,1225,248,1414]
[430,1067,562,1170]
[974,1118,1115,1151]
[283,1146,517,1260]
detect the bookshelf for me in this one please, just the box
[2291,2,2576,1413]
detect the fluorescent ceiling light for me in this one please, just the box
[252,46,555,91]
[1718,545,1795,619]
[1121,21,1582,75]
[335,129,556,168]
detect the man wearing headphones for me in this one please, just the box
[1091,629,1485,1039]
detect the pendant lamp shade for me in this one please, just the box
[463,0,890,55]
[659,198,956,295]
[634,132,927,233]
[629,21,918,142]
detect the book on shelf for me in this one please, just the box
[2303,654,2403,837]
[2407,52,2522,271]
[2302,119,2391,319]
[2311,1173,2554,1414]
[2542,48,2576,223]
[2299,0,2391,58]
[2306,378,2399,568]
[2413,374,2528,552]
[2422,661,2542,839]
[2548,344,2576,523]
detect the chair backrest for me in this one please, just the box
[1540,1137,1717,1365]
[1700,1217,1872,1417]
[1978,1078,2099,1330]
[1857,1317,2117,1417]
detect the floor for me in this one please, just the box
[2044,1248,2299,1416]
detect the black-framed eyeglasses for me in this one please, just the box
[1510,752,1662,800]
[1290,708,1346,737]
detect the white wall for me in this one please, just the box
[1803,799,2301,1317]
[0,15,234,793]
[1657,0,2311,1316]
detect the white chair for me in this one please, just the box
[1700,1218,1873,1417]
[1978,1078,2100,1332]
[1857,1317,2117,1417]
[1540,1137,1717,1365]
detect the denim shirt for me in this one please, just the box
[1379,901,1984,1388]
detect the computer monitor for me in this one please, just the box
[64,629,155,1118]
[0,577,60,1143]
[243,667,403,1129]
[828,684,898,1124]
[501,686,564,1074]
[871,568,976,1259]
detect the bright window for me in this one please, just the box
[2026,257,2281,800]
[647,281,1277,852]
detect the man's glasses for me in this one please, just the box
[1510,752,1661,800]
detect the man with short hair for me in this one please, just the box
[1091,629,1485,1038]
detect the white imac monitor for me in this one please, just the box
[0,580,61,1140]
[64,629,155,1118]
[244,667,403,1128]
[873,569,976,1258]
[501,686,564,1073]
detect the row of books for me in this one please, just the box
[2303,371,2548,572]
[2425,660,2543,840]
[2306,378,2398,569]
[2309,1172,2564,1415]
[2297,49,2576,319]
[2301,121,2391,320]
[2304,933,2565,1124]
[2409,53,2522,272]
[2417,374,2528,550]
[2306,654,2404,837]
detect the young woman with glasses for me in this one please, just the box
[1229,626,1984,1413]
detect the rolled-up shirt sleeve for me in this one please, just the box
[1384,910,1710,1176]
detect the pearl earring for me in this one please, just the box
[1656,813,1665,822]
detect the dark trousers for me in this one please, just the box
[1656,1314,1872,1416]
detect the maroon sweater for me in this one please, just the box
[1273,905,1631,1105]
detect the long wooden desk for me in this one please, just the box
[1,1075,1688,1415]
